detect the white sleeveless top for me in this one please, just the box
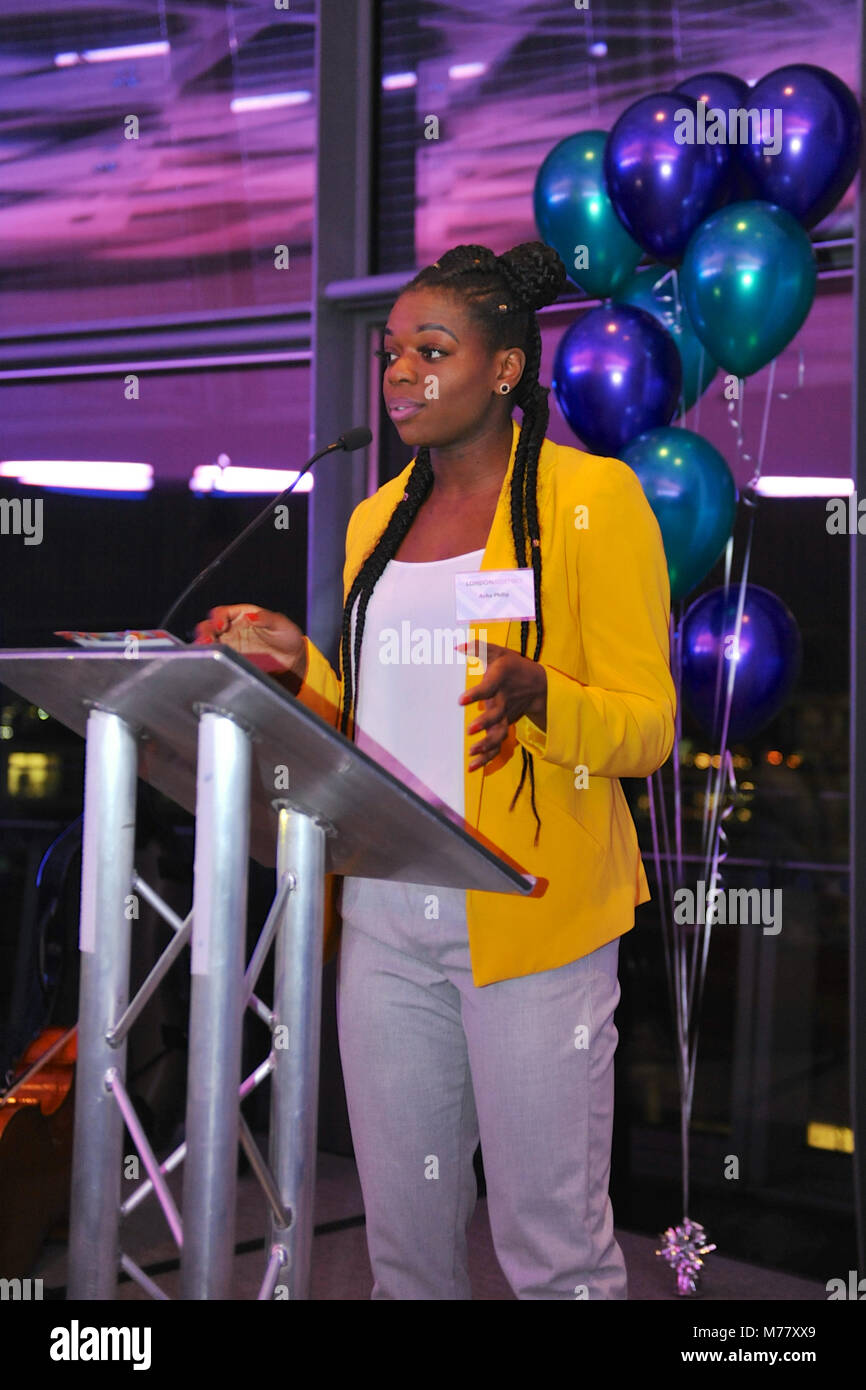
[340,547,485,927]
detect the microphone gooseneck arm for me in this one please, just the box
[159,426,371,634]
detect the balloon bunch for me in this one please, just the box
[536,63,859,449]
[534,62,858,1293]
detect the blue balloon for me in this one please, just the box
[676,71,751,110]
[533,130,643,299]
[552,303,682,456]
[681,583,802,742]
[674,71,761,201]
[618,264,719,410]
[604,92,733,264]
[737,64,861,229]
[620,427,736,600]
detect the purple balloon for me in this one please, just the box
[676,71,751,110]
[675,71,761,200]
[552,303,682,457]
[604,92,733,264]
[738,64,861,228]
[681,584,802,742]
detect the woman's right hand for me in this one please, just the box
[193,604,308,683]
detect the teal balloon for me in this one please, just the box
[620,426,737,600]
[680,201,816,378]
[534,131,643,300]
[618,265,719,410]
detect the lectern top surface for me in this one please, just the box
[0,646,534,894]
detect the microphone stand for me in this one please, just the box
[159,428,370,634]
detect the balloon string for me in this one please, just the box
[682,751,737,1183]
[678,881,692,1220]
[701,372,744,864]
[660,356,767,1229]
[686,751,737,1121]
[647,756,688,1215]
[674,823,691,1219]
[754,356,777,482]
[652,606,690,1221]
[700,535,733,863]
[686,756,733,1156]
[693,342,706,435]
[651,595,679,914]
[647,771,676,1013]
[777,348,806,403]
[671,268,687,424]
[655,364,752,1225]
[647,767,690,1221]
[672,602,684,886]
[735,376,745,475]
[698,363,760,901]
[682,366,760,1193]
[690,504,756,1023]
[655,764,679,931]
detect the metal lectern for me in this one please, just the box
[0,646,534,1300]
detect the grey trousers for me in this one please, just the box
[335,878,628,1300]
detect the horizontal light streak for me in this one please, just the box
[0,460,153,490]
[752,476,854,498]
[189,465,313,494]
[230,91,312,113]
[55,41,170,66]
[381,72,417,91]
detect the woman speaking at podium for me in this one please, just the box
[195,241,676,1300]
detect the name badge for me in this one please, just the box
[454,569,537,622]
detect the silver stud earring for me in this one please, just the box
[499,383,511,394]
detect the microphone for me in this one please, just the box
[159,425,372,634]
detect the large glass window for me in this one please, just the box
[0,5,318,1096]
[0,0,317,331]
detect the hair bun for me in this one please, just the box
[498,242,567,313]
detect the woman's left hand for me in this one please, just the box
[456,641,547,771]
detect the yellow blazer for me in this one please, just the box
[290,416,676,986]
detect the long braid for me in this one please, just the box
[505,315,550,844]
[340,240,566,848]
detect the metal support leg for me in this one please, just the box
[268,806,326,1299]
[68,710,138,1299]
[180,712,251,1299]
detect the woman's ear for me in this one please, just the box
[497,346,525,392]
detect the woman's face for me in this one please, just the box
[380,287,523,448]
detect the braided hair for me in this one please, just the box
[339,240,567,847]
